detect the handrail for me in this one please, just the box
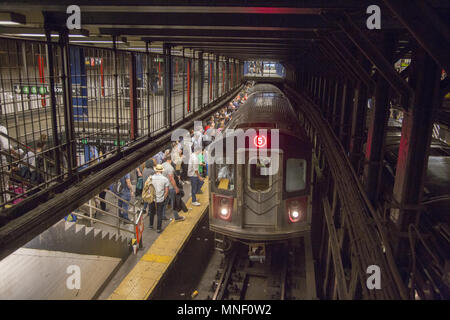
[72,188,140,240]
[104,189,137,216]
[71,211,134,235]
[93,194,137,218]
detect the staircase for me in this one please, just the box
[23,219,132,260]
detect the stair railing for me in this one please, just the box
[70,188,141,240]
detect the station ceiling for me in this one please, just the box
[0,1,449,64]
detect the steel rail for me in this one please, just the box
[285,84,408,299]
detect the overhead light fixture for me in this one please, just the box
[1,27,89,38]
[70,36,127,44]
[0,12,26,25]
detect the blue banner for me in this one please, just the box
[70,47,88,122]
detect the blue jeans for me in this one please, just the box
[190,176,204,203]
[149,201,163,230]
[118,191,130,219]
[164,188,181,219]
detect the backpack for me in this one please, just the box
[142,175,156,203]
[113,178,123,194]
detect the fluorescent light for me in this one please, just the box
[2,28,89,38]
[6,33,86,38]
[0,21,20,25]
[71,40,125,43]
[0,12,26,25]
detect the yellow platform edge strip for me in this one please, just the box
[108,180,209,300]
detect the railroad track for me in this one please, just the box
[209,240,307,300]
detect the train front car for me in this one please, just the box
[208,84,312,255]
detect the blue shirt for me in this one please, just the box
[120,173,131,193]
[154,151,164,164]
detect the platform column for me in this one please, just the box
[331,80,343,134]
[163,43,172,127]
[215,55,219,100]
[390,47,442,269]
[363,34,396,203]
[129,53,138,140]
[59,30,76,174]
[112,36,121,151]
[339,80,354,152]
[45,30,62,179]
[145,41,151,136]
[225,58,230,93]
[198,51,204,109]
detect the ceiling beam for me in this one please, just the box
[381,0,450,73]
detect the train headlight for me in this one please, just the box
[289,208,302,223]
[220,208,229,216]
[287,198,307,223]
[213,194,233,221]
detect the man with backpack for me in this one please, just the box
[143,164,169,233]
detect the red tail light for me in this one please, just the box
[286,197,307,223]
[213,194,233,221]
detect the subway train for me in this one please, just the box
[207,83,312,253]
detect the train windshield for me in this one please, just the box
[215,161,235,191]
[248,156,274,192]
[286,158,307,192]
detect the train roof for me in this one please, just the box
[247,83,283,95]
[226,84,305,136]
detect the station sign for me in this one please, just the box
[114,140,126,146]
[85,57,102,67]
[14,84,81,96]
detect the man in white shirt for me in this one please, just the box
[162,155,185,222]
[151,164,169,233]
[188,147,204,206]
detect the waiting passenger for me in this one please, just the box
[162,155,185,222]
[141,158,155,213]
[117,173,133,223]
[150,164,169,233]
[188,147,204,206]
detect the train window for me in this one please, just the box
[286,158,307,192]
[215,163,235,191]
[248,156,273,192]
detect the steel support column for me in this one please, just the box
[129,53,138,140]
[145,42,151,137]
[112,36,120,151]
[59,31,76,174]
[390,48,442,267]
[215,55,219,100]
[331,80,343,134]
[182,48,185,119]
[339,80,354,152]
[45,30,62,180]
[163,43,172,126]
[198,51,204,109]
[363,34,396,203]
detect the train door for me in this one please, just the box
[238,149,283,230]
